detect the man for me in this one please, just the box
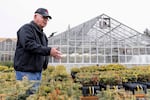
[14,8,61,93]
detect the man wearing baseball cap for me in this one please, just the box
[35,8,52,19]
[14,8,62,95]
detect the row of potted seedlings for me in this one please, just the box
[1,64,150,99]
[71,64,150,96]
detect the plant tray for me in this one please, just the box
[123,83,147,94]
[138,82,150,89]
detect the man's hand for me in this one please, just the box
[50,48,62,59]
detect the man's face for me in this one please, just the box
[34,13,49,28]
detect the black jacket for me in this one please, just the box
[14,21,51,72]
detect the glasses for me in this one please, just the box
[36,13,49,21]
[42,16,49,20]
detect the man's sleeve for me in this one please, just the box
[43,56,49,70]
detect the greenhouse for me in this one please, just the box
[48,14,150,67]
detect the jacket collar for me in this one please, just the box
[30,21,43,34]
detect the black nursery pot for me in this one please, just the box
[99,83,123,91]
[82,86,100,96]
[123,82,147,95]
[71,72,77,79]
[137,81,150,89]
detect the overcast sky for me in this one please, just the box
[0,0,149,38]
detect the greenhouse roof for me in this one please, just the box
[50,14,147,46]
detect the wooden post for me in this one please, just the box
[80,96,98,100]
[135,94,146,100]
[0,94,6,100]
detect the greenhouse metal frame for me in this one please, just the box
[48,14,150,67]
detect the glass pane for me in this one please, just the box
[98,48,104,55]
[76,48,82,63]
[126,48,132,55]
[91,54,97,63]
[61,47,67,63]
[105,48,111,55]
[98,56,104,63]
[69,47,75,63]
[61,39,67,45]
[106,56,111,63]
[112,56,118,63]
[84,48,89,63]
[119,48,125,55]
[133,48,139,55]
[119,56,125,63]
[69,55,75,63]
[69,41,75,46]
[140,48,145,55]
[76,55,82,63]
[76,48,82,54]
[84,54,89,63]
[146,48,150,54]
[127,56,132,63]
[112,48,118,55]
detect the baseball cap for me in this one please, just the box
[35,8,52,19]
